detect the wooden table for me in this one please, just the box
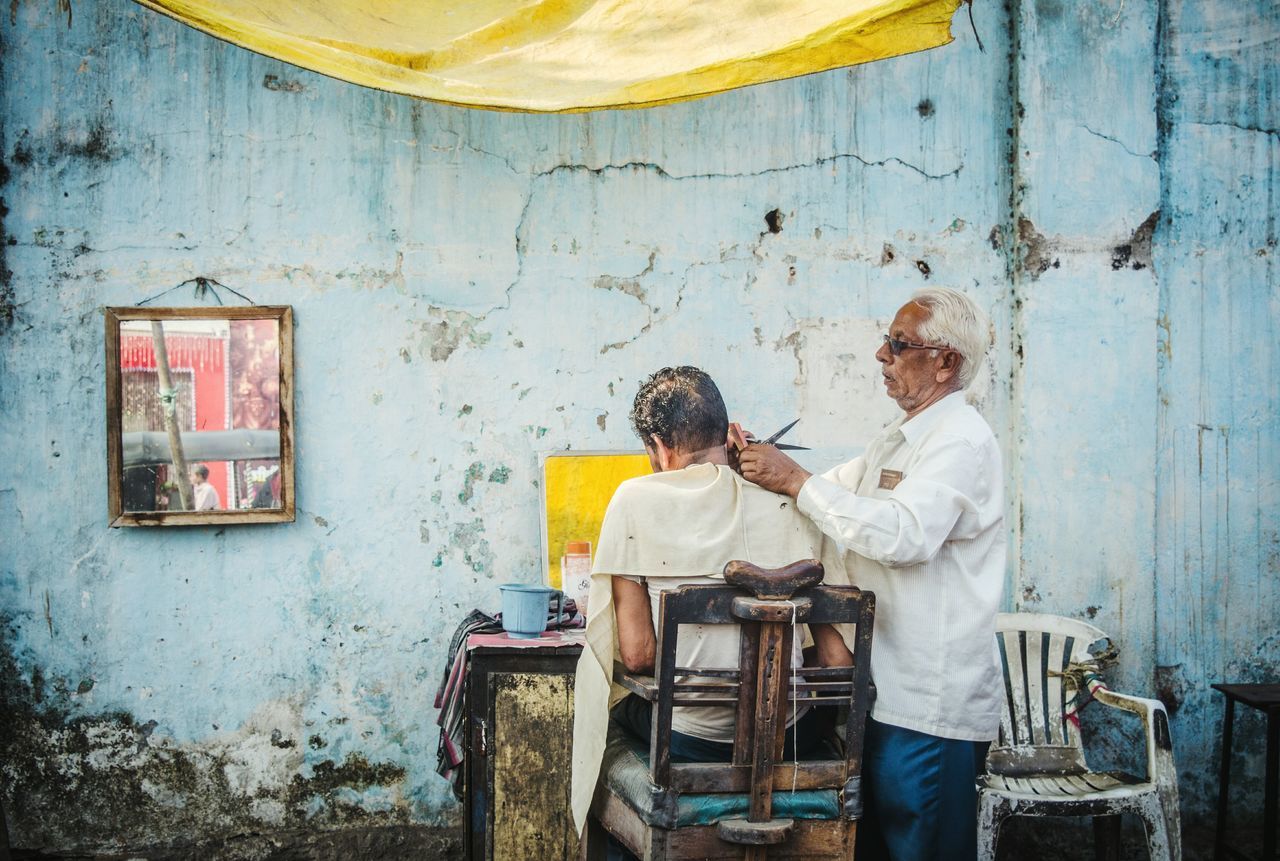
[464,629,585,861]
[1213,683,1280,861]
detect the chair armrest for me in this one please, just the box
[1091,687,1176,786]
[614,662,657,702]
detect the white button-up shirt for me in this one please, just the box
[797,391,1005,741]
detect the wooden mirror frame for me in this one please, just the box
[105,306,295,527]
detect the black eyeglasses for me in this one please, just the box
[882,333,951,356]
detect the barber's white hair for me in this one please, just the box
[910,287,990,390]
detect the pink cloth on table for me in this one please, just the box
[467,629,587,650]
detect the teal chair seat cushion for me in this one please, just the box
[598,722,840,829]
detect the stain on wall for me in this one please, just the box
[1,616,421,853]
[0,0,1275,857]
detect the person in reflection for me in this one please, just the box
[189,464,220,511]
[569,366,853,839]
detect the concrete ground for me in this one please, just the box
[3,817,1252,860]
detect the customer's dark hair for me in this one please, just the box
[192,464,210,479]
[630,366,728,452]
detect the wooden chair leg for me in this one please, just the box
[1093,814,1122,861]
[582,815,607,861]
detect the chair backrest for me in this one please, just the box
[649,573,875,824]
[990,612,1107,776]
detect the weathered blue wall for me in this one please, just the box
[1152,1,1280,828]
[1008,3,1277,855]
[0,0,1275,856]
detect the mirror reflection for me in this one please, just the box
[118,317,282,513]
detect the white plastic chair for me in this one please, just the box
[977,613,1181,860]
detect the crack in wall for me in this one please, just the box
[1080,124,1158,159]
[427,129,522,174]
[477,147,962,326]
[592,251,656,303]
[599,256,698,355]
[527,152,964,183]
[1191,120,1280,139]
[479,179,538,321]
[474,138,952,342]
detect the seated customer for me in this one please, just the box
[570,366,852,835]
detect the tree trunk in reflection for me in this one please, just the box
[151,321,194,510]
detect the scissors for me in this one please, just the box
[742,418,810,451]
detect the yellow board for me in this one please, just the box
[131,0,961,112]
[541,452,651,589]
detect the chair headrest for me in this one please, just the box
[722,559,823,599]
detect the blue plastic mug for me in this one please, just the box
[498,584,563,639]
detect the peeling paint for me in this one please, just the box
[1015,216,1057,278]
[458,462,485,503]
[448,518,492,575]
[418,309,491,363]
[1111,210,1159,271]
[263,73,306,93]
[593,251,655,302]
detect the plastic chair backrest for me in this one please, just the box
[990,612,1107,775]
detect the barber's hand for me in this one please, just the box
[737,444,811,499]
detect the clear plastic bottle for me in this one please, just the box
[561,540,593,617]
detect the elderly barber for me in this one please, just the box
[738,286,1004,861]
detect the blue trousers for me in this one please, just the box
[857,717,989,861]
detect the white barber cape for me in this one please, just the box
[569,462,848,834]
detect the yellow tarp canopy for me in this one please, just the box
[133,0,962,112]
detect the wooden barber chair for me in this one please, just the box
[584,560,876,860]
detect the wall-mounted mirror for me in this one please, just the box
[105,306,294,526]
